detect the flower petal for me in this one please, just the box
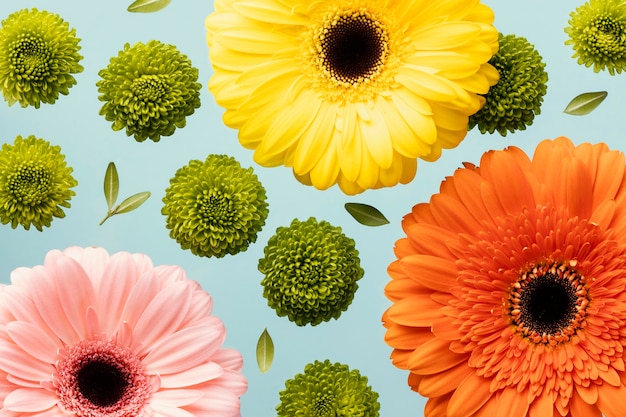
[3,388,58,412]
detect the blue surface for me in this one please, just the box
[1,1,625,415]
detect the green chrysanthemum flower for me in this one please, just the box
[97,40,202,142]
[0,135,77,231]
[565,0,626,74]
[469,33,548,136]
[0,8,83,108]
[259,217,364,326]
[162,154,269,258]
[277,360,380,417]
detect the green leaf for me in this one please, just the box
[563,91,608,115]
[256,328,274,373]
[344,203,390,226]
[104,162,119,211]
[113,191,151,215]
[127,0,172,12]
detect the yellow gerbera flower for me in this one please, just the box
[205,0,499,194]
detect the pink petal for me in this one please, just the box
[147,405,196,417]
[143,323,225,375]
[159,362,225,388]
[6,321,59,364]
[181,290,213,328]
[154,265,188,284]
[0,341,54,382]
[28,267,79,344]
[211,370,248,397]
[0,286,60,345]
[120,271,161,332]
[185,388,241,416]
[50,256,97,339]
[96,252,143,335]
[3,388,58,412]
[212,348,244,372]
[150,389,204,407]
[58,247,110,287]
[132,282,192,357]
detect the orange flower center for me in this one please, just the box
[509,261,590,346]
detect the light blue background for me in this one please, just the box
[1,1,625,416]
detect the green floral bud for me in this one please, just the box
[97,40,202,142]
[259,217,364,326]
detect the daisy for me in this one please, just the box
[205,0,499,194]
[383,137,626,416]
[0,246,247,416]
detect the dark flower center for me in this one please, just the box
[77,359,129,407]
[11,35,50,80]
[319,12,388,84]
[8,162,51,205]
[509,262,589,344]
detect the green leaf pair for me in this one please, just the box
[100,162,151,225]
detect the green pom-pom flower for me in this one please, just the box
[0,8,83,108]
[0,135,77,231]
[259,217,364,326]
[565,0,626,75]
[162,154,269,258]
[469,33,548,136]
[277,360,380,417]
[97,40,202,142]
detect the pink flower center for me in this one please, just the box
[54,338,151,417]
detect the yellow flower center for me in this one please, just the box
[508,261,590,346]
[303,2,401,103]
[11,34,51,81]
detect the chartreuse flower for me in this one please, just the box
[162,154,268,258]
[469,33,548,136]
[259,217,364,326]
[97,40,201,142]
[277,360,380,417]
[0,135,77,231]
[0,8,83,108]
[565,0,626,74]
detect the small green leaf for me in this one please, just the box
[104,162,119,211]
[563,91,608,115]
[345,203,389,226]
[127,0,172,12]
[113,191,151,215]
[256,328,274,373]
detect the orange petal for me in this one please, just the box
[400,254,458,292]
[385,293,444,327]
[447,371,494,417]
[407,336,465,374]
[596,383,626,417]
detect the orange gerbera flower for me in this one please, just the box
[383,137,626,417]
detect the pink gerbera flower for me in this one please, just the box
[0,246,247,417]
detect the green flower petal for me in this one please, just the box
[0,8,83,108]
[162,154,269,258]
[565,0,626,75]
[259,217,364,326]
[469,33,548,136]
[277,360,380,417]
[97,40,202,142]
[0,135,77,231]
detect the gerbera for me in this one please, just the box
[259,217,364,326]
[469,33,548,136]
[565,0,626,75]
[383,137,626,416]
[276,359,380,416]
[0,246,247,416]
[162,154,269,258]
[97,40,202,142]
[205,0,499,194]
[0,135,77,231]
[0,8,83,108]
